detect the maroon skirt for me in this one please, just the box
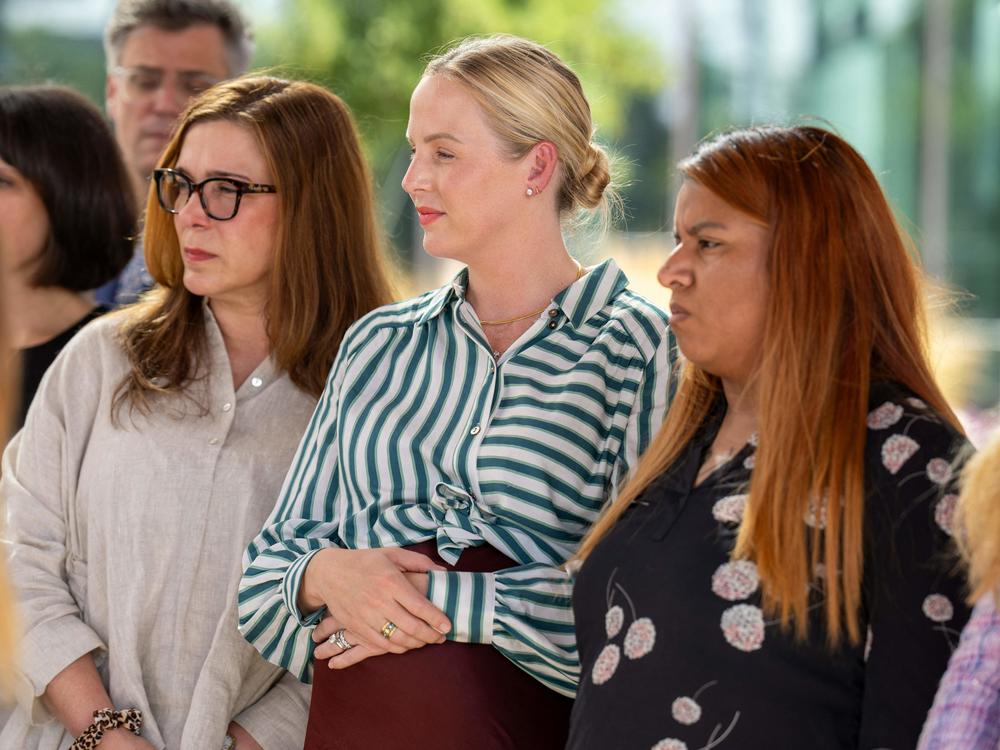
[303,541,573,750]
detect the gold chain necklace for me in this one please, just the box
[478,264,585,327]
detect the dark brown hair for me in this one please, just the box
[0,85,135,290]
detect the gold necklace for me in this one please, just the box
[478,264,585,327]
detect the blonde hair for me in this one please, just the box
[577,126,961,647]
[424,34,617,223]
[114,76,394,416]
[957,430,1000,603]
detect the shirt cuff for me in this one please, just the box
[280,548,327,627]
[17,614,107,723]
[426,570,495,644]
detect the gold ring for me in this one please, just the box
[380,621,398,639]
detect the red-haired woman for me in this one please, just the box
[568,125,972,749]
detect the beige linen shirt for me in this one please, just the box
[1,310,316,749]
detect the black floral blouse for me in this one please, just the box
[568,384,972,750]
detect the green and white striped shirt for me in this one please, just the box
[238,259,671,697]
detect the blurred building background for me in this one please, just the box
[2,0,997,442]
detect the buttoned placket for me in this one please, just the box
[451,299,567,501]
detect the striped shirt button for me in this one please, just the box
[470,425,481,435]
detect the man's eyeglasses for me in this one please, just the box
[111,66,221,103]
[153,168,277,221]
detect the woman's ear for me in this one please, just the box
[524,141,559,195]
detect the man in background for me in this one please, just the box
[97,0,253,306]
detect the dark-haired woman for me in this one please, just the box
[1,76,393,750]
[0,85,134,429]
[568,126,972,750]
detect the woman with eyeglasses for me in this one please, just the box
[0,85,134,431]
[1,76,393,750]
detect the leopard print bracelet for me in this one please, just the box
[69,707,143,749]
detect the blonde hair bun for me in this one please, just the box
[424,35,617,223]
[574,143,611,210]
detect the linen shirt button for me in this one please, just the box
[470,425,481,435]
[251,377,263,387]
[222,402,232,412]
[209,438,220,445]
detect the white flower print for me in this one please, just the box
[711,560,760,601]
[881,434,920,475]
[867,401,904,430]
[926,458,953,486]
[864,626,873,662]
[651,740,688,750]
[591,643,621,685]
[804,494,828,529]
[743,453,756,470]
[721,604,766,652]
[748,431,759,447]
[923,594,954,623]
[712,494,748,525]
[671,696,702,725]
[624,617,657,659]
[935,494,958,536]
[605,605,624,638]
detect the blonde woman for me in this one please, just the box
[239,35,671,749]
[568,126,971,750]
[919,431,1000,749]
[1,76,392,750]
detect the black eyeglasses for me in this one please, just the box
[153,168,277,221]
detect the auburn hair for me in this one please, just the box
[577,125,961,646]
[114,75,393,415]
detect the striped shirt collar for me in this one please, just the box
[415,258,629,329]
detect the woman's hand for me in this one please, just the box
[226,721,262,750]
[310,573,439,669]
[299,548,450,661]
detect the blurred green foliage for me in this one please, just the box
[255,0,666,179]
[0,28,106,100]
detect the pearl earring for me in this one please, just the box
[526,187,535,197]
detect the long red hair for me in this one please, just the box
[578,126,962,645]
